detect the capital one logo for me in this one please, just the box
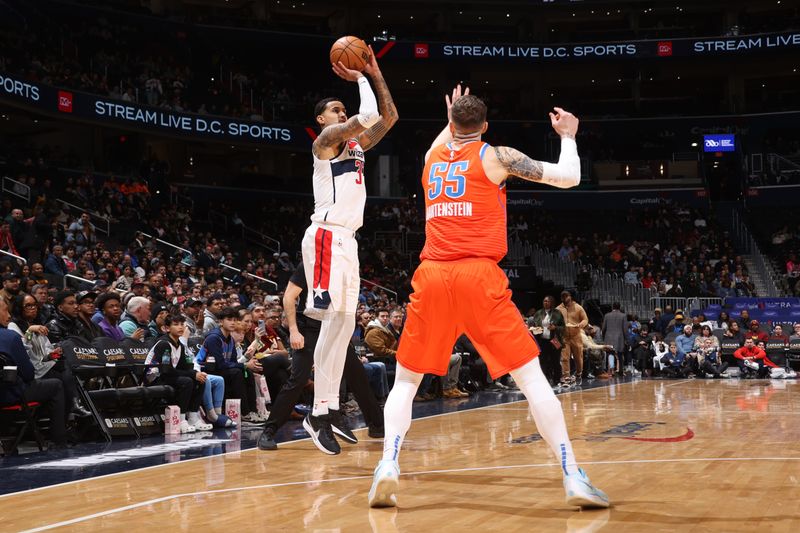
[657,41,673,57]
[414,43,429,58]
[57,90,73,113]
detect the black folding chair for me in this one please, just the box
[0,354,46,455]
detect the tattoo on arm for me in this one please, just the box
[493,146,544,182]
[360,72,399,151]
[315,116,367,153]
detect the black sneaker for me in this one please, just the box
[257,427,277,451]
[329,409,358,444]
[303,414,341,455]
[368,424,385,439]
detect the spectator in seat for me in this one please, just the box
[181,297,203,337]
[119,296,151,341]
[791,323,800,342]
[388,308,404,343]
[737,310,751,330]
[0,221,20,259]
[203,293,225,334]
[0,298,67,447]
[660,341,683,376]
[148,302,169,338]
[648,307,667,336]
[200,307,261,402]
[44,245,67,276]
[768,324,789,344]
[734,337,767,378]
[0,272,21,310]
[675,324,697,360]
[352,310,371,343]
[145,314,212,433]
[364,308,398,363]
[95,292,125,341]
[46,290,94,344]
[693,325,723,378]
[75,290,103,340]
[743,319,769,345]
[723,321,744,344]
[666,309,687,333]
[32,284,54,324]
[9,293,90,418]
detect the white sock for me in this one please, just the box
[382,363,423,463]
[510,357,579,476]
[204,406,218,422]
[187,411,202,425]
[180,413,187,422]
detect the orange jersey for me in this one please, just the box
[420,141,507,262]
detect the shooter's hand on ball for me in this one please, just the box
[361,45,381,78]
[332,61,364,82]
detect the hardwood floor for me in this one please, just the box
[3,379,800,532]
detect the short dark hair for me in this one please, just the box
[218,306,240,320]
[314,97,340,119]
[164,314,186,326]
[450,95,487,132]
[612,302,621,310]
[376,307,389,316]
[209,293,225,305]
[95,292,120,311]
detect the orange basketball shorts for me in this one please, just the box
[396,258,540,379]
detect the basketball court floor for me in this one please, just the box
[1,378,799,532]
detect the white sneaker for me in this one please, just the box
[368,460,400,508]
[564,468,610,508]
[179,420,196,434]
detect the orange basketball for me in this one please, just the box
[330,36,370,71]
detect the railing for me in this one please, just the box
[650,297,724,315]
[242,225,280,254]
[57,199,111,235]
[0,249,26,265]
[218,262,278,289]
[2,176,30,203]
[531,245,656,319]
[360,279,398,303]
[63,273,95,289]
[729,209,781,297]
[140,233,194,263]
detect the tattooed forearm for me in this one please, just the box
[360,71,399,150]
[494,146,544,182]
[560,132,576,140]
[314,115,366,151]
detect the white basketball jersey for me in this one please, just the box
[310,138,367,232]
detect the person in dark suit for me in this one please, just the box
[0,298,67,447]
[602,302,628,372]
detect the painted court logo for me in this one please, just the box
[511,421,694,444]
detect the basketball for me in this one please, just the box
[330,35,370,71]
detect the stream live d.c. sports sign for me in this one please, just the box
[377,31,800,63]
[0,72,308,148]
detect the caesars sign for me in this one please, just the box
[0,73,305,148]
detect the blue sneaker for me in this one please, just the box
[368,460,400,508]
[564,468,610,508]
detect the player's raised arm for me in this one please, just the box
[483,107,581,189]
[425,84,469,162]
[358,46,399,151]
[313,61,381,155]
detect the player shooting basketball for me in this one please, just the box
[368,85,609,509]
[301,45,398,455]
